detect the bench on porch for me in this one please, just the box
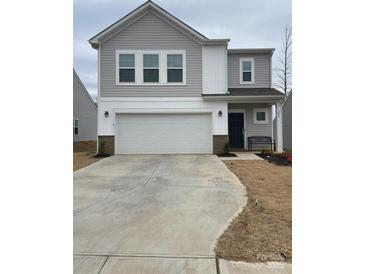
[247,136,275,151]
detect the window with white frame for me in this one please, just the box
[118,54,135,83]
[143,54,159,83]
[167,54,183,82]
[253,108,268,124]
[116,50,186,85]
[240,58,254,84]
[73,118,79,135]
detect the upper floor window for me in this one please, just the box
[118,54,135,83]
[167,54,183,83]
[143,54,159,83]
[116,50,186,85]
[240,58,255,84]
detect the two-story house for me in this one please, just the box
[89,0,285,155]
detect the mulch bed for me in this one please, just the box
[217,153,237,157]
[256,153,292,166]
[215,160,292,263]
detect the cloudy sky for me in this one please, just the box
[74,0,292,100]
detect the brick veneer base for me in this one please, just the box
[213,135,228,154]
[98,135,115,155]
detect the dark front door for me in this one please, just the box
[228,113,244,148]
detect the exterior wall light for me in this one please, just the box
[218,110,223,117]
[104,111,109,117]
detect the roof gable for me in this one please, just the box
[89,1,225,48]
[73,69,97,109]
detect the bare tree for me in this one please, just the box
[275,26,292,97]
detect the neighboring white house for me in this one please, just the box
[88,0,285,155]
[73,69,97,142]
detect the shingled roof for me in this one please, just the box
[202,88,285,97]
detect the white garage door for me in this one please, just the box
[115,113,212,154]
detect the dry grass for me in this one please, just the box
[215,160,292,263]
[73,141,99,171]
[73,141,97,152]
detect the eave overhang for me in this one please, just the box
[202,94,285,103]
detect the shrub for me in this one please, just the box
[260,148,272,155]
[96,141,110,158]
[224,142,230,154]
[99,141,106,155]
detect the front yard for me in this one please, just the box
[73,141,99,171]
[215,160,292,262]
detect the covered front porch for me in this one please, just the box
[203,88,286,153]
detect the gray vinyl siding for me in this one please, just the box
[229,103,273,150]
[100,11,202,97]
[73,72,97,142]
[227,53,271,88]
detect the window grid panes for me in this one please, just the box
[256,112,266,121]
[119,54,135,82]
[74,119,79,135]
[143,54,159,82]
[167,54,183,83]
[242,61,252,82]
[143,54,159,67]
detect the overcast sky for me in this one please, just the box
[74,0,292,100]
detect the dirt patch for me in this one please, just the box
[73,152,100,171]
[215,160,292,263]
[73,141,97,152]
[73,141,99,171]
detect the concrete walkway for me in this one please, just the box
[74,155,245,273]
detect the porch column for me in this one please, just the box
[275,101,283,152]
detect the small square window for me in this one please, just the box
[256,112,266,121]
[253,108,268,124]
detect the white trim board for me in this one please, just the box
[100,97,204,102]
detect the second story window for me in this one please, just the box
[240,58,255,84]
[119,54,135,83]
[167,54,183,83]
[143,54,159,83]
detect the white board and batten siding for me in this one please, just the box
[202,45,227,94]
[115,113,212,154]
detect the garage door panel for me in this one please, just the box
[116,113,212,154]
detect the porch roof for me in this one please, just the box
[202,88,285,103]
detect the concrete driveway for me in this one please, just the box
[74,155,245,273]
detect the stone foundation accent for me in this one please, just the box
[98,135,115,155]
[213,135,228,154]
